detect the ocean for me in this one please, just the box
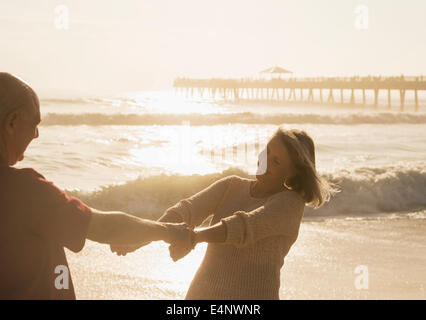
[17,89,426,299]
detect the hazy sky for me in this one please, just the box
[1,0,425,96]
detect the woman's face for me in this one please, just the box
[256,135,296,187]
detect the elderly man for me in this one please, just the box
[0,73,193,300]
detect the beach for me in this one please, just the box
[16,90,426,300]
[3,0,426,302]
[281,215,426,299]
[66,213,426,299]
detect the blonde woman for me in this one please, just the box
[113,128,335,299]
[157,128,336,300]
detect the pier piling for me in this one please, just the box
[173,76,425,111]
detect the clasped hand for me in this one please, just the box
[110,222,196,262]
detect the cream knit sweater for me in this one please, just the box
[165,175,305,300]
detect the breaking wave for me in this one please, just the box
[40,112,426,126]
[68,164,426,221]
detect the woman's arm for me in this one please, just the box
[161,176,235,228]
[108,174,232,256]
[168,191,304,262]
[157,210,184,223]
[219,190,305,248]
[109,176,233,256]
[193,221,227,244]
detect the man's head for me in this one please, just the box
[0,73,40,166]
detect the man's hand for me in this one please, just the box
[109,223,195,258]
[166,223,196,262]
[163,222,196,262]
[164,222,195,248]
[110,241,151,256]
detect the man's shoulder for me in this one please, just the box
[3,166,45,181]
[0,166,51,195]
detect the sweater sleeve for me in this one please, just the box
[164,175,235,227]
[220,190,305,248]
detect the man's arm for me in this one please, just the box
[86,208,191,247]
[109,210,186,256]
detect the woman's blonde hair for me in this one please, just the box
[273,127,337,208]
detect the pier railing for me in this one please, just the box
[173,76,426,111]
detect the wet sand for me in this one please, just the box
[67,216,426,300]
[281,216,426,299]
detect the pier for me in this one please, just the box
[173,76,426,111]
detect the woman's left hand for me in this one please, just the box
[168,243,195,262]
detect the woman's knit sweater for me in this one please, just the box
[165,175,305,300]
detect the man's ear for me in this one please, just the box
[4,111,19,135]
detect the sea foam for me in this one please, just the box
[69,164,426,220]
